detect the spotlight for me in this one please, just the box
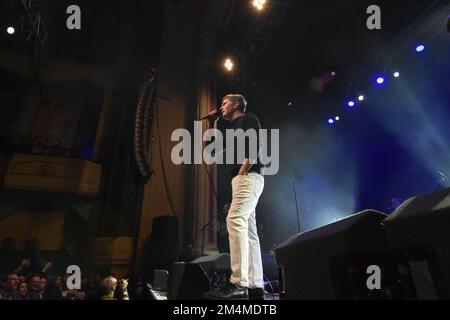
[224,58,234,72]
[393,72,400,78]
[358,95,365,101]
[416,44,425,53]
[7,26,15,35]
[328,119,335,124]
[252,0,266,11]
[335,116,340,121]
[347,100,355,108]
[376,77,385,85]
[331,71,336,77]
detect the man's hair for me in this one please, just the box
[222,94,248,112]
[100,276,117,295]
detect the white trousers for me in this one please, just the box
[227,173,265,289]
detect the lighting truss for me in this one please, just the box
[18,0,48,45]
[234,0,292,85]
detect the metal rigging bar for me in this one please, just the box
[236,0,292,85]
[18,0,48,45]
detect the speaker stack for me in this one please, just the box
[275,187,450,300]
[275,210,393,300]
[139,216,179,282]
[384,187,450,299]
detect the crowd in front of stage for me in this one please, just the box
[0,238,152,301]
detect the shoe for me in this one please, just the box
[203,283,249,300]
[249,287,265,300]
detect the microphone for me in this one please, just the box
[200,110,221,120]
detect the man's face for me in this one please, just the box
[31,276,41,291]
[220,98,239,120]
[40,278,48,291]
[7,274,19,290]
[18,282,28,296]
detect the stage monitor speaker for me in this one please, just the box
[275,210,391,300]
[191,253,232,289]
[168,262,210,300]
[384,187,450,248]
[383,187,450,299]
[153,270,169,291]
[191,253,231,276]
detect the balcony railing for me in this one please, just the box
[2,153,102,197]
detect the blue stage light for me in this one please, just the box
[416,45,425,53]
[376,77,385,85]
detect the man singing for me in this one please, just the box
[204,94,265,300]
